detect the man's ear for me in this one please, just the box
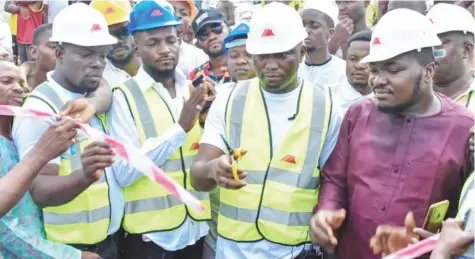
[55,46,64,62]
[29,45,38,61]
[463,41,474,59]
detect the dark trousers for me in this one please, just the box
[122,234,204,259]
[72,230,124,259]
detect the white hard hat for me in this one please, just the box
[426,3,475,35]
[246,2,307,55]
[50,3,117,47]
[361,8,441,64]
[302,0,338,27]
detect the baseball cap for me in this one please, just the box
[192,8,225,35]
[224,22,249,49]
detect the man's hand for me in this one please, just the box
[179,84,209,132]
[211,152,248,190]
[310,209,346,253]
[333,18,354,45]
[370,212,417,256]
[35,118,78,162]
[81,251,102,259]
[81,141,114,183]
[60,98,96,123]
[432,219,474,259]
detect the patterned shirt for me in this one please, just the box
[0,136,81,259]
[188,61,232,85]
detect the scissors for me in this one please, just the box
[220,135,244,182]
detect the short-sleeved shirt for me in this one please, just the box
[16,2,44,45]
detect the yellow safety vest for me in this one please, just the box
[219,78,332,245]
[457,173,474,221]
[28,82,111,245]
[113,79,211,234]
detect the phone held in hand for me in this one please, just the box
[422,200,450,233]
[192,74,204,88]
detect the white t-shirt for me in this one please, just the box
[233,2,260,25]
[179,42,209,77]
[44,0,69,23]
[298,55,346,87]
[200,80,343,259]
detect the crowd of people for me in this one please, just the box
[0,0,474,259]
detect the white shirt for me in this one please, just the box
[298,55,346,87]
[103,60,131,88]
[233,2,260,25]
[108,66,208,251]
[200,80,343,259]
[12,72,124,236]
[179,42,209,78]
[44,0,68,23]
[333,77,370,115]
[0,22,12,57]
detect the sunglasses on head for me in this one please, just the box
[197,24,224,41]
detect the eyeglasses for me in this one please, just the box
[110,26,129,40]
[197,24,224,41]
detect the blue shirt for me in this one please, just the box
[0,136,81,258]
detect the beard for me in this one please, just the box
[107,50,134,68]
[377,73,423,114]
[205,47,225,58]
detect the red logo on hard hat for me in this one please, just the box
[372,37,381,45]
[91,24,102,32]
[281,154,296,164]
[238,25,247,31]
[151,9,163,17]
[262,29,275,37]
[105,7,115,14]
[190,142,200,151]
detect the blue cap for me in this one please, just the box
[129,0,181,35]
[224,23,250,49]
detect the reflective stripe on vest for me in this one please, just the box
[218,78,331,245]
[29,82,111,245]
[113,79,210,234]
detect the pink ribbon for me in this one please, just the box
[1,105,205,212]
[382,234,440,259]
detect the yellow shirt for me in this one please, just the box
[9,14,17,36]
[366,1,379,29]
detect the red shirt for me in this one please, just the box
[16,2,44,45]
[317,95,473,259]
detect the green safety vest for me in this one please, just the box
[219,78,332,245]
[28,82,111,245]
[113,79,210,234]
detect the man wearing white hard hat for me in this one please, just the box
[311,8,474,259]
[298,0,346,87]
[191,3,342,259]
[426,3,475,111]
[12,3,124,259]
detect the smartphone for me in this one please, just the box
[422,200,450,233]
[192,74,204,88]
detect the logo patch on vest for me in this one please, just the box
[281,154,296,164]
[190,142,200,151]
